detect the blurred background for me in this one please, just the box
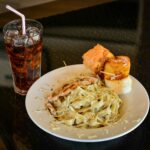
[0,0,140,87]
[1,0,150,149]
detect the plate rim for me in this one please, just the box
[25,64,150,142]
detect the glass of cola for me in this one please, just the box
[3,19,43,95]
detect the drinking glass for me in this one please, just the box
[3,19,43,95]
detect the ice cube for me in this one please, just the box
[4,30,19,43]
[13,35,28,47]
[26,27,40,43]
[25,37,34,48]
[6,30,19,37]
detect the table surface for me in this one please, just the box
[0,1,150,150]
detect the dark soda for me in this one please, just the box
[5,41,42,91]
[5,39,42,93]
[3,19,43,95]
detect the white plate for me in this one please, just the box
[25,64,149,142]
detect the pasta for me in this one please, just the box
[46,76,122,128]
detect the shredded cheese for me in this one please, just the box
[46,77,122,129]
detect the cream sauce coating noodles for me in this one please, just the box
[46,76,122,128]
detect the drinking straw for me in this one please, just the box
[6,5,26,35]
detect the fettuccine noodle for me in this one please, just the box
[46,77,122,128]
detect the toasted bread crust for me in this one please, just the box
[82,44,114,74]
[104,56,131,80]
